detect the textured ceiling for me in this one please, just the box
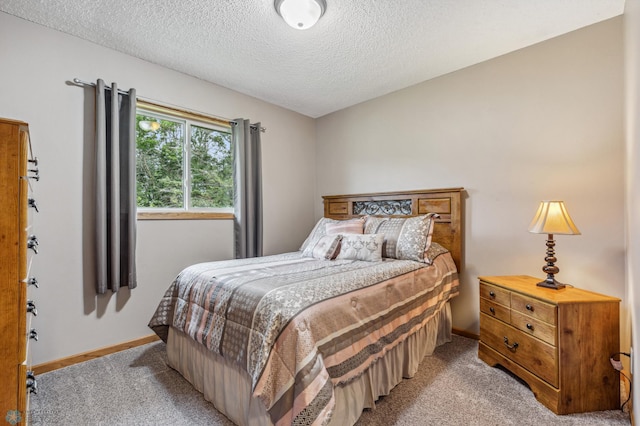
[0,0,625,118]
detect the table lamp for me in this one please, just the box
[528,201,581,289]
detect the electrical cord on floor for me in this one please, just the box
[610,352,632,412]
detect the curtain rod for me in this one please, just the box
[71,78,266,133]
[72,78,130,95]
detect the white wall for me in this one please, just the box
[0,13,317,365]
[624,0,640,419]
[0,10,630,374]
[316,18,627,342]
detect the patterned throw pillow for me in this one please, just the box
[424,242,449,265]
[364,214,438,262]
[302,234,343,260]
[335,233,385,262]
[299,217,366,251]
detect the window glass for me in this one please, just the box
[135,109,232,211]
[190,125,233,208]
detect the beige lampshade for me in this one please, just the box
[528,201,581,235]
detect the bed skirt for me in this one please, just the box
[166,301,452,426]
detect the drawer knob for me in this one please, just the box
[489,307,496,314]
[489,291,495,298]
[26,371,38,395]
[27,300,38,316]
[503,336,519,351]
[28,168,40,181]
[29,328,39,341]
[28,277,39,288]
[28,198,39,212]
[27,235,39,254]
[526,304,533,311]
[526,323,534,331]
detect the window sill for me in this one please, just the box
[137,212,234,221]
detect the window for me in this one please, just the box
[135,101,233,219]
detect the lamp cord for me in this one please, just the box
[610,352,633,412]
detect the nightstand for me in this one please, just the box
[478,275,620,414]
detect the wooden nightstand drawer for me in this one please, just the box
[480,298,510,323]
[511,310,557,345]
[479,282,510,306]
[511,293,557,325]
[480,313,558,387]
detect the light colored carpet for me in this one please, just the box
[29,335,630,425]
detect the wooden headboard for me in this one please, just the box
[322,188,464,271]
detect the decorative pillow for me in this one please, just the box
[302,234,343,260]
[363,216,388,234]
[325,219,364,235]
[424,242,449,265]
[299,217,365,251]
[335,233,384,262]
[364,214,438,262]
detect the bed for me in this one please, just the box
[149,187,464,426]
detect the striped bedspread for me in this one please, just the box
[149,248,459,426]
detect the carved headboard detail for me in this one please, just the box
[322,188,464,271]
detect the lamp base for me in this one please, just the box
[536,235,565,290]
[536,278,566,290]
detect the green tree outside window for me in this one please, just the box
[136,112,232,210]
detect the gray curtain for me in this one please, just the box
[95,79,137,293]
[232,119,263,258]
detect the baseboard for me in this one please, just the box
[33,329,477,375]
[32,334,161,375]
[452,327,479,340]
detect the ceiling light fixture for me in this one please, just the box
[275,0,326,30]
[139,120,161,132]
